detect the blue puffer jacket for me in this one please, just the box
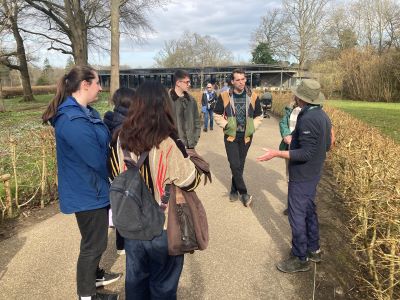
[52,96,110,214]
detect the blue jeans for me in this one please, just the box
[125,231,184,300]
[203,109,213,129]
[288,176,321,260]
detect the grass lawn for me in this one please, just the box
[326,100,400,143]
[0,93,111,134]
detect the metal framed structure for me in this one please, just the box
[97,64,299,90]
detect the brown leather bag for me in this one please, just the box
[167,185,209,256]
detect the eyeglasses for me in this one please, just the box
[207,86,212,89]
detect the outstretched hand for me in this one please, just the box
[256,148,276,162]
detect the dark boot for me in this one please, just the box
[276,256,310,273]
[240,194,253,207]
[229,192,239,202]
[307,249,322,263]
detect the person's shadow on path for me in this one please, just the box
[0,236,26,282]
[202,150,292,255]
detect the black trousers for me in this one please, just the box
[75,206,109,297]
[116,229,124,250]
[224,132,252,195]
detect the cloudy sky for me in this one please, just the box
[44,0,280,68]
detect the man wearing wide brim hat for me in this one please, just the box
[292,78,325,105]
[257,78,333,273]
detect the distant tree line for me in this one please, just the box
[251,0,400,101]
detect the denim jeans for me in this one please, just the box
[224,132,252,195]
[203,109,213,129]
[75,207,109,296]
[288,176,321,260]
[125,231,184,300]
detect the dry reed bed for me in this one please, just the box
[272,94,399,299]
[326,106,399,300]
[0,127,57,220]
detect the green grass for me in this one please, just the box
[0,93,112,203]
[326,100,400,143]
[0,93,111,134]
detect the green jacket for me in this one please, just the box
[279,106,293,150]
[213,88,263,144]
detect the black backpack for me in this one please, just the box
[110,151,165,240]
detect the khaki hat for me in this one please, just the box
[292,79,325,105]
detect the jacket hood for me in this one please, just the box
[51,96,100,126]
[103,106,129,134]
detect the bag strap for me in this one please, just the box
[122,150,149,170]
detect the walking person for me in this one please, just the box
[257,79,333,273]
[213,69,263,207]
[169,69,201,149]
[103,87,136,255]
[201,83,217,132]
[42,65,121,300]
[117,81,201,299]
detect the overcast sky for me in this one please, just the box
[46,0,280,68]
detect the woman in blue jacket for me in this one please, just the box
[42,66,120,300]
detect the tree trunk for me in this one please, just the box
[110,0,120,104]
[71,34,88,65]
[7,1,34,102]
[0,79,5,112]
[65,0,88,65]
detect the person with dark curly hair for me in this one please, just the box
[116,81,201,299]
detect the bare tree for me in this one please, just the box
[251,8,286,58]
[0,0,34,101]
[154,31,233,68]
[383,0,400,49]
[350,0,400,53]
[319,6,358,59]
[23,0,166,65]
[282,0,330,70]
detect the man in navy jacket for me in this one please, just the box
[257,79,332,273]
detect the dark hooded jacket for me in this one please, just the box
[103,106,129,180]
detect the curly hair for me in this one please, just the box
[119,81,177,155]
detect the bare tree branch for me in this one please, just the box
[19,27,71,47]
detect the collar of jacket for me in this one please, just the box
[228,86,252,97]
[299,104,321,117]
[54,96,101,124]
[170,88,191,102]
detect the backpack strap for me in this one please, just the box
[122,150,149,170]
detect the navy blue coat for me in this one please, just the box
[52,96,110,214]
[289,105,332,182]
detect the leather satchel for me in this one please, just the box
[167,185,209,256]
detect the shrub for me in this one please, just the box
[0,127,57,219]
[326,107,399,299]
